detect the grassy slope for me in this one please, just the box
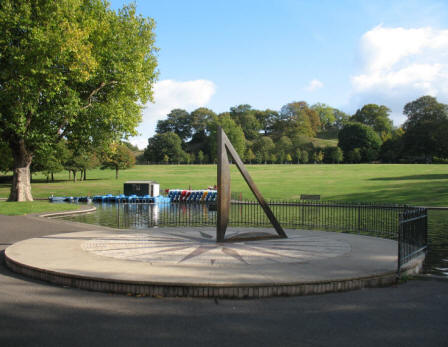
[1,164,447,206]
[0,201,81,216]
[310,138,338,148]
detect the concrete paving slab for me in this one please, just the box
[4,226,424,297]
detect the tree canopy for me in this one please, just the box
[338,122,382,162]
[0,0,158,200]
[312,103,336,131]
[351,104,393,140]
[144,132,187,163]
[156,109,192,142]
[402,96,448,162]
[111,95,448,166]
[278,102,321,138]
[101,142,136,179]
[230,104,262,141]
[208,113,246,162]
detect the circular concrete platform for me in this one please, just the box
[5,227,423,298]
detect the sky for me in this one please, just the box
[108,0,448,149]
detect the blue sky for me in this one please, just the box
[108,0,448,148]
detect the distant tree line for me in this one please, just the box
[143,102,349,165]
[143,95,448,164]
[1,96,446,181]
[339,96,448,163]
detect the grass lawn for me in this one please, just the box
[0,201,82,216]
[0,164,447,206]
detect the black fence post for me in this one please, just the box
[357,203,361,234]
[397,212,403,276]
[117,200,120,228]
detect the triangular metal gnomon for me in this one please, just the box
[216,126,287,242]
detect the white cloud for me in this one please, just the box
[129,79,216,149]
[305,79,324,91]
[350,25,448,125]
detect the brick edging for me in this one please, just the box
[38,206,97,218]
[4,253,424,298]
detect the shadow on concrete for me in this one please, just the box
[0,270,447,347]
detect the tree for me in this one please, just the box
[101,143,136,179]
[123,142,140,152]
[300,150,309,164]
[351,104,393,140]
[208,113,246,162]
[333,109,350,130]
[323,146,343,163]
[379,128,405,163]
[278,102,321,138]
[156,109,192,142]
[197,150,205,164]
[311,103,336,131]
[31,141,69,182]
[190,108,217,134]
[295,149,302,164]
[435,121,448,159]
[0,141,13,173]
[144,132,187,163]
[290,134,311,150]
[254,109,279,135]
[312,150,324,163]
[338,123,382,162]
[230,104,261,141]
[64,151,87,182]
[187,107,217,158]
[402,96,448,162]
[0,1,157,201]
[252,136,275,164]
[246,148,256,164]
[77,150,101,181]
[276,136,293,163]
[346,148,362,163]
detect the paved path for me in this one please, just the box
[1,214,447,346]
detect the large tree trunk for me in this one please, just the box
[115,167,119,179]
[8,139,33,201]
[83,169,86,181]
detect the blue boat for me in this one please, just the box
[49,196,67,202]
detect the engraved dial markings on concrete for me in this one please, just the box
[81,229,351,265]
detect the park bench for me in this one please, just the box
[300,194,321,200]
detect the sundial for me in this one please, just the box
[81,228,351,266]
[216,127,286,241]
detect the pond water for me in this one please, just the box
[60,202,448,278]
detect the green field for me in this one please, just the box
[0,201,81,216]
[1,164,445,276]
[1,164,447,206]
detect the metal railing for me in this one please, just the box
[112,198,427,273]
[229,200,403,239]
[398,207,428,272]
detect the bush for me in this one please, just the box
[338,123,382,162]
